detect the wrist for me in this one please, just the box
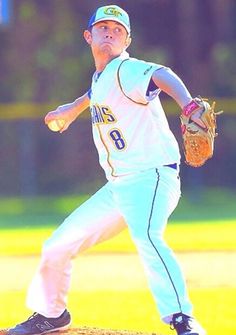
[182,98,201,117]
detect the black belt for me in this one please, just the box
[164,163,178,170]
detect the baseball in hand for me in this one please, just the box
[47,119,66,132]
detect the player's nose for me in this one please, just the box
[104,28,114,39]
[105,33,113,39]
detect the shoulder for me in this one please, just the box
[118,57,164,76]
[116,57,164,104]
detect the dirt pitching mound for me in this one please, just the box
[0,327,159,335]
[57,328,158,335]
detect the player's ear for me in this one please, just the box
[125,35,132,49]
[84,30,92,45]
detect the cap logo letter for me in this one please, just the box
[104,7,122,18]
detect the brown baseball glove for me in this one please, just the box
[180,97,223,167]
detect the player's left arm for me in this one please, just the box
[152,67,214,128]
[152,67,223,167]
[151,67,192,109]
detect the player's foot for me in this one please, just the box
[6,309,71,335]
[170,313,206,335]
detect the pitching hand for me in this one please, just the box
[44,103,79,133]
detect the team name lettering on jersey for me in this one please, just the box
[91,104,117,125]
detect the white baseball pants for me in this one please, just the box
[27,166,193,323]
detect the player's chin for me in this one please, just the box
[100,45,122,58]
[100,43,113,52]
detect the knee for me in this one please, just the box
[130,225,164,245]
[40,236,73,268]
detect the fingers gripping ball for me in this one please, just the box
[47,119,66,132]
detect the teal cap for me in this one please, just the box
[88,5,131,34]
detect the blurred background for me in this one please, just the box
[0,2,236,333]
[0,0,235,201]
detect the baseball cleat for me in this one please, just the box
[170,313,206,335]
[6,309,71,335]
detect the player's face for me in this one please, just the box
[84,20,131,60]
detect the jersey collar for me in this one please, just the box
[93,51,130,82]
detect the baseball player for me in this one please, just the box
[7,5,206,335]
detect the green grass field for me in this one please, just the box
[0,220,236,256]
[0,191,236,334]
[1,288,235,334]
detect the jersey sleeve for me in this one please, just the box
[87,88,92,99]
[117,58,164,104]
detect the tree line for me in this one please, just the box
[0,0,235,104]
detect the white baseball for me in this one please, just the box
[47,119,66,132]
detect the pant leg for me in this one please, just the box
[27,183,126,317]
[111,167,192,322]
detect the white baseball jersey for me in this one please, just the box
[89,52,181,180]
[26,53,194,325]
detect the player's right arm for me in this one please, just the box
[45,91,90,133]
